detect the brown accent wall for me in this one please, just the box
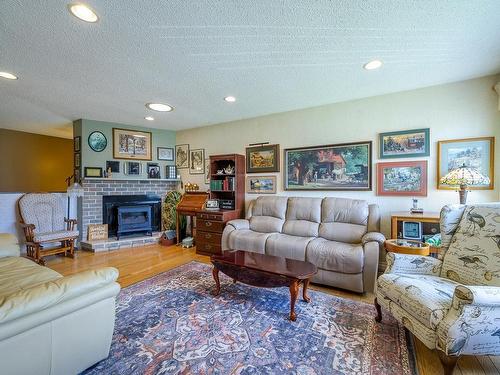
[0,129,72,192]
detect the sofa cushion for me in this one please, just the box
[306,238,364,273]
[440,204,500,286]
[0,234,20,258]
[377,273,459,330]
[227,229,275,253]
[282,197,321,237]
[33,230,79,243]
[266,234,314,261]
[249,196,288,233]
[0,257,61,297]
[319,198,368,243]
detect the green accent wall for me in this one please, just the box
[74,119,176,179]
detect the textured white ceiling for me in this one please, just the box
[1,0,500,138]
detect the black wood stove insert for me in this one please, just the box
[102,195,161,239]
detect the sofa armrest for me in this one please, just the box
[0,233,21,258]
[226,219,250,231]
[0,267,119,324]
[361,232,385,246]
[452,285,500,307]
[384,253,442,275]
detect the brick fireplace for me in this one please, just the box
[78,178,178,250]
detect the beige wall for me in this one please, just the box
[177,75,500,237]
[0,129,73,192]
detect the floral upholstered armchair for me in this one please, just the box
[375,203,500,375]
[18,193,79,265]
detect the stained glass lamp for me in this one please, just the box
[440,164,490,204]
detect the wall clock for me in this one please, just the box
[88,131,107,152]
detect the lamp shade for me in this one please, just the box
[439,164,490,187]
[67,182,85,198]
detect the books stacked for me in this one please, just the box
[210,177,235,191]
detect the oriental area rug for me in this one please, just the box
[82,262,417,375]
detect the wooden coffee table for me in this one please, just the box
[210,250,318,321]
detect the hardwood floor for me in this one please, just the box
[46,245,500,375]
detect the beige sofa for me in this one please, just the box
[222,196,385,293]
[0,233,120,375]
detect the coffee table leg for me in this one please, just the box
[212,266,220,296]
[303,278,311,303]
[289,280,299,321]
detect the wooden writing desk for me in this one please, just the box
[176,191,209,244]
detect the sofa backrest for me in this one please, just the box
[18,193,66,234]
[249,196,288,233]
[319,197,369,243]
[282,197,322,237]
[440,203,500,286]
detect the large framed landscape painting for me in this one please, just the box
[379,128,430,159]
[438,137,494,190]
[246,144,280,173]
[113,128,152,160]
[377,161,427,196]
[284,141,372,191]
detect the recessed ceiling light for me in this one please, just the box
[68,3,99,23]
[146,103,173,112]
[363,60,383,70]
[0,71,18,80]
[224,96,236,103]
[145,116,154,121]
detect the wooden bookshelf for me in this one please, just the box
[195,154,245,255]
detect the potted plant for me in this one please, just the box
[161,190,185,246]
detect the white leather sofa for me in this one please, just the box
[0,233,120,375]
[222,196,385,293]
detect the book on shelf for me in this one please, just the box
[210,176,235,191]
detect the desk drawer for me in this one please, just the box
[197,219,224,233]
[197,230,222,244]
[197,213,223,221]
[196,241,222,255]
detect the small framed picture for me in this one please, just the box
[376,161,427,196]
[166,165,177,179]
[147,163,161,179]
[106,160,120,173]
[246,144,280,173]
[74,153,81,168]
[175,144,189,169]
[379,128,430,159]
[247,175,277,194]
[74,168,81,182]
[74,136,81,152]
[204,159,211,184]
[126,162,141,175]
[437,137,494,190]
[84,167,103,178]
[189,148,205,175]
[157,147,174,161]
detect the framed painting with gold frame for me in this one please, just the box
[437,137,494,190]
[112,128,152,160]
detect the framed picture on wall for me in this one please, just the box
[112,128,152,160]
[247,175,277,194]
[284,141,372,191]
[246,144,280,173]
[204,159,211,184]
[74,136,81,152]
[147,163,161,179]
[74,153,80,168]
[437,137,495,190]
[379,128,430,159]
[157,147,174,161]
[175,144,189,169]
[189,149,205,174]
[377,161,427,196]
[106,160,120,173]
